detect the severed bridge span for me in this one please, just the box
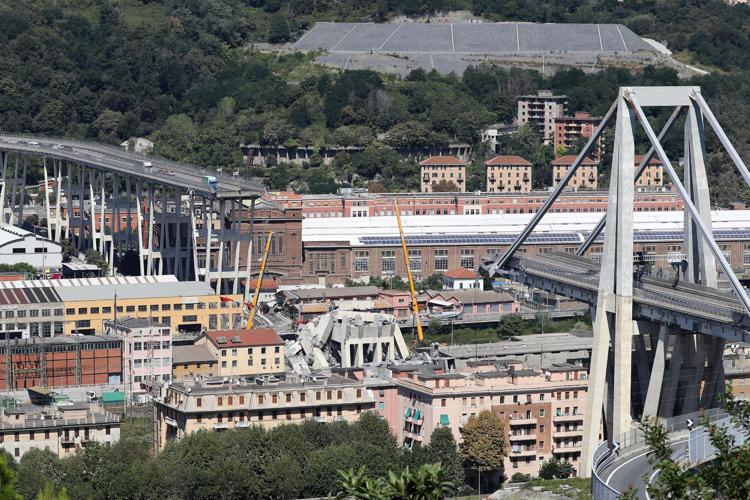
[481,86,750,480]
[0,134,265,297]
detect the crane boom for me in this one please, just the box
[394,200,424,342]
[248,231,273,329]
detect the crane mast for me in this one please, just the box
[394,200,424,342]
[248,231,273,329]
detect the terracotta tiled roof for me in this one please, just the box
[419,156,466,166]
[443,268,481,280]
[634,155,662,166]
[552,155,598,166]
[205,328,283,348]
[484,155,532,166]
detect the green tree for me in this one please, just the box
[84,249,108,275]
[430,180,459,192]
[426,427,464,488]
[0,455,19,500]
[459,410,504,489]
[14,449,61,500]
[496,314,526,339]
[419,273,443,291]
[639,387,750,499]
[268,14,290,44]
[538,456,573,480]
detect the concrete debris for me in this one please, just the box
[286,309,410,372]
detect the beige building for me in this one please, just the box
[420,156,466,193]
[551,155,598,190]
[0,404,120,460]
[517,91,568,144]
[634,155,663,188]
[485,155,533,193]
[155,373,375,450]
[391,361,588,477]
[172,344,218,379]
[196,328,285,377]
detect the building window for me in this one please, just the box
[460,249,475,269]
[354,251,369,273]
[434,249,449,271]
[126,306,135,313]
[381,250,396,275]
[408,250,422,273]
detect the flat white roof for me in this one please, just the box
[302,210,750,246]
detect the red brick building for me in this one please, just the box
[0,336,122,390]
[553,112,603,158]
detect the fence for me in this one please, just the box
[688,416,748,463]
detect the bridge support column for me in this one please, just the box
[43,159,52,239]
[136,180,145,276]
[65,162,73,241]
[659,333,685,417]
[581,90,636,476]
[8,156,19,226]
[125,176,132,253]
[54,160,63,242]
[147,184,155,276]
[244,198,256,303]
[76,164,84,251]
[88,168,97,251]
[0,152,7,224]
[173,191,182,280]
[643,323,669,417]
[204,196,213,288]
[16,158,27,225]
[232,200,242,295]
[215,199,226,295]
[189,193,199,281]
[112,173,120,264]
[159,189,167,275]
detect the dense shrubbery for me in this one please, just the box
[10,413,465,500]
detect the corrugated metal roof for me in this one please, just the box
[0,275,214,302]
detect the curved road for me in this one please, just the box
[600,438,688,499]
[0,135,264,199]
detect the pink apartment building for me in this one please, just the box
[390,361,589,478]
[105,318,172,395]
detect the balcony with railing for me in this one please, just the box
[509,432,537,442]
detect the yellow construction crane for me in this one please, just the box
[394,200,424,342]
[248,231,273,329]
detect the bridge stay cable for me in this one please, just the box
[625,93,750,316]
[481,99,618,277]
[575,106,684,256]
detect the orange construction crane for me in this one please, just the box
[248,231,273,329]
[394,200,424,342]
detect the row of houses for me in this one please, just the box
[420,154,664,194]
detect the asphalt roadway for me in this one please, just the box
[600,437,689,500]
[0,135,264,199]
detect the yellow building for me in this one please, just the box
[196,328,285,377]
[552,155,598,190]
[419,156,467,193]
[485,155,533,193]
[53,276,243,335]
[172,344,218,379]
[155,373,375,450]
[634,155,663,188]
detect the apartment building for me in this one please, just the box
[196,328,285,377]
[0,335,122,390]
[0,403,120,459]
[517,91,568,144]
[104,318,172,392]
[155,373,375,450]
[419,156,466,193]
[551,155,598,190]
[485,156,533,193]
[635,155,664,188]
[392,361,588,477]
[553,112,603,158]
